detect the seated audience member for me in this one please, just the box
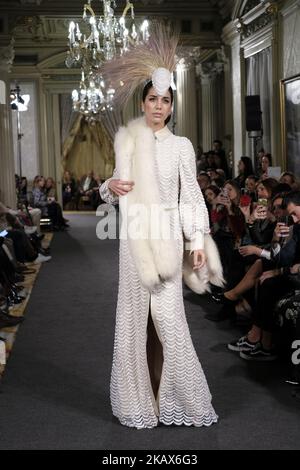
[204,185,221,225]
[227,190,300,361]
[0,202,51,264]
[256,148,265,174]
[206,151,217,170]
[196,153,209,173]
[259,153,272,179]
[45,177,57,200]
[234,156,254,189]
[197,172,211,192]
[90,175,104,210]
[62,170,77,208]
[280,171,298,190]
[207,168,225,188]
[256,177,279,202]
[76,171,98,209]
[245,175,258,202]
[212,139,229,177]
[213,193,290,313]
[32,176,68,230]
[17,177,28,205]
[211,180,245,286]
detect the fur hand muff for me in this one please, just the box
[183,234,225,294]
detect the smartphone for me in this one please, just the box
[222,187,228,197]
[240,193,251,207]
[257,198,268,207]
[278,215,294,226]
[0,230,8,237]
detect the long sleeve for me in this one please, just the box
[271,225,300,266]
[99,168,119,205]
[179,137,210,251]
[32,188,48,208]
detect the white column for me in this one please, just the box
[52,93,63,207]
[221,46,233,157]
[223,22,245,176]
[199,73,215,152]
[0,41,17,207]
[176,62,198,149]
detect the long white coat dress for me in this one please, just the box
[100,120,218,429]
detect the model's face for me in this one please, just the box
[287,202,300,224]
[142,87,172,129]
[246,177,256,192]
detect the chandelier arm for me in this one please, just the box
[83,4,96,18]
[121,2,134,19]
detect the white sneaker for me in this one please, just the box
[34,253,52,264]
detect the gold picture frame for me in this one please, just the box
[280,74,300,174]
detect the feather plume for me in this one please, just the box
[101,22,179,105]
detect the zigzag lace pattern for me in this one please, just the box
[104,135,218,429]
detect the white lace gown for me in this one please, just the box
[100,126,218,429]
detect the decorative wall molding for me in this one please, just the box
[0,38,15,72]
[280,0,300,17]
[232,1,278,39]
[19,0,43,4]
[241,22,273,57]
[195,47,228,80]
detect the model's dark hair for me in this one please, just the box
[239,156,254,177]
[142,80,173,125]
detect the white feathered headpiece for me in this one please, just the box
[101,22,179,104]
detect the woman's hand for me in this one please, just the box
[273,222,290,242]
[238,245,261,257]
[252,204,267,220]
[108,179,134,196]
[239,204,251,220]
[193,249,206,270]
[259,269,280,284]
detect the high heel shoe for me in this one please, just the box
[211,292,237,305]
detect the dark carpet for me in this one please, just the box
[0,213,300,450]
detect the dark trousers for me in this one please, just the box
[48,202,65,227]
[6,229,37,263]
[252,275,293,332]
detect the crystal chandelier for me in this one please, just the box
[65,1,150,119]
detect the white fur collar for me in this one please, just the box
[114,117,180,292]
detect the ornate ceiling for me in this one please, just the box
[0,0,236,20]
[0,0,239,70]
